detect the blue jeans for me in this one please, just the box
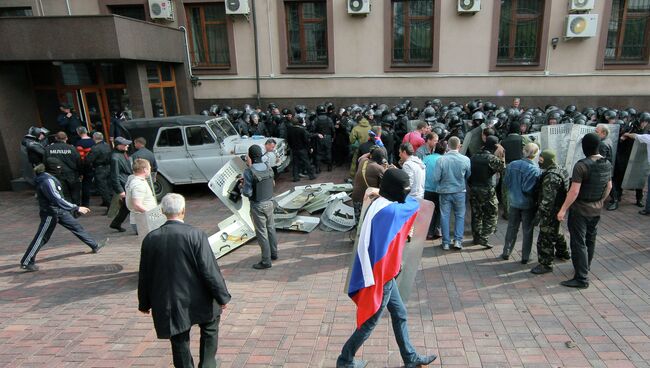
[337,279,417,367]
[439,192,466,245]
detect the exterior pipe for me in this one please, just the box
[65,0,71,15]
[178,26,194,78]
[251,0,261,107]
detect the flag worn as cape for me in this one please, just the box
[348,196,419,328]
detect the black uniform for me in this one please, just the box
[22,135,47,167]
[20,171,100,269]
[44,141,81,204]
[333,117,351,166]
[313,114,335,172]
[87,141,113,206]
[109,148,133,230]
[287,123,315,181]
[57,113,82,144]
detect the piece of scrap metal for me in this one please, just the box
[207,214,256,258]
[320,199,356,232]
[275,215,320,232]
[134,205,167,242]
[623,139,650,189]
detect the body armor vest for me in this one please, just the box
[250,165,274,202]
[576,157,611,202]
[469,152,496,187]
[501,134,523,164]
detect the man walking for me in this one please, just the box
[338,169,437,368]
[44,131,81,204]
[131,137,158,178]
[75,127,95,207]
[109,137,133,232]
[468,136,505,249]
[433,137,471,250]
[502,143,541,263]
[242,145,278,269]
[557,133,612,288]
[87,132,112,207]
[622,127,650,215]
[138,193,231,368]
[20,159,106,271]
[531,150,571,274]
[125,159,157,234]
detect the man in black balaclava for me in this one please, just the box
[556,133,612,289]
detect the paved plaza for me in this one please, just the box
[1,168,649,368]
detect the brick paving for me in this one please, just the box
[0,167,649,367]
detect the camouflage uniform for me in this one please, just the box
[469,150,505,246]
[535,166,570,266]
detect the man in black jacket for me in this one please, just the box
[87,132,113,207]
[109,137,133,232]
[44,131,81,204]
[287,118,316,182]
[138,193,231,368]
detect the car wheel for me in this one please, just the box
[154,175,172,201]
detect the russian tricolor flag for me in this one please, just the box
[348,196,420,328]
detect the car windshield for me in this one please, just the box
[207,118,238,142]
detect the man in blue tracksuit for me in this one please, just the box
[20,159,107,272]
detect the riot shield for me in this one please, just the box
[622,140,650,189]
[541,123,572,169]
[565,125,596,174]
[345,189,434,302]
[406,120,421,133]
[460,123,486,156]
[608,124,620,165]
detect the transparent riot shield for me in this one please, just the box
[622,140,650,189]
[541,123,572,169]
[565,125,596,174]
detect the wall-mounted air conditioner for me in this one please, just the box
[348,0,370,15]
[569,0,595,13]
[225,0,250,15]
[565,14,598,38]
[149,0,174,21]
[458,0,480,14]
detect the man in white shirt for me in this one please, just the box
[622,129,650,215]
[125,159,157,234]
[262,139,280,178]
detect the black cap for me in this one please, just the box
[248,144,263,163]
[582,132,601,156]
[484,135,499,153]
[379,168,410,203]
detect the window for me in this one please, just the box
[108,5,146,21]
[157,128,184,147]
[0,7,33,16]
[185,4,231,68]
[285,1,328,67]
[186,126,215,146]
[391,1,434,65]
[496,0,545,65]
[147,63,179,117]
[606,0,650,63]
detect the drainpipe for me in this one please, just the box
[64,0,71,15]
[251,0,261,107]
[178,26,194,79]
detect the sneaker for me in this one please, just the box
[271,254,278,261]
[530,264,553,274]
[252,262,272,270]
[521,259,530,265]
[20,263,39,272]
[606,201,618,211]
[501,254,510,261]
[481,242,495,249]
[442,243,450,250]
[636,199,645,208]
[560,279,589,289]
[93,238,109,253]
[336,359,368,368]
[639,210,650,216]
[405,354,438,368]
[453,241,463,250]
[109,224,126,232]
[299,173,309,178]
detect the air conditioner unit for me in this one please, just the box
[458,0,480,13]
[348,0,370,14]
[565,14,598,38]
[225,0,250,15]
[568,0,595,13]
[148,0,174,20]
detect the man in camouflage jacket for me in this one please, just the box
[531,150,571,275]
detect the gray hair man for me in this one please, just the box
[595,123,613,163]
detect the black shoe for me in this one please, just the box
[293,178,300,182]
[252,262,272,270]
[639,210,650,216]
[481,243,495,249]
[327,165,332,172]
[521,259,530,265]
[531,264,553,274]
[20,263,39,272]
[109,224,126,232]
[560,279,589,289]
[606,201,619,211]
[336,359,368,368]
[405,354,438,368]
[271,254,278,261]
[93,238,109,253]
[502,213,508,220]
[636,199,645,208]
[501,254,510,260]
[308,175,317,180]
[556,253,571,261]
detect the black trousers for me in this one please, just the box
[424,191,441,238]
[169,317,220,368]
[567,209,600,283]
[291,149,314,180]
[21,210,97,266]
[94,165,112,205]
[58,175,81,205]
[110,198,130,228]
[315,136,332,171]
[81,171,94,207]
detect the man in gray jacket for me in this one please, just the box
[109,137,133,232]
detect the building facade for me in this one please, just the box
[1,0,650,189]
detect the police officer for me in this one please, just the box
[87,132,112,208]
[57,103,82,145]
[109,137,133,232]
[44,131,81,205]
[22,126,50,167]
[287,117,316,182]
[313,105,335,173]
[468,136,505,249]
[531,150,571,275]
[20,159,106,272]
[241,145,278,269]
[557,133,613,289]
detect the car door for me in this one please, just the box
[184,125,229,181]
[154,127,202,184]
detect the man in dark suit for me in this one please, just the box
[138,193,231,368]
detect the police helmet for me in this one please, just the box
[626,107,637,118]
[565,105,577,115]
[639,112,650,123]
[200,110,209,116]
[209,104,220,115]
[604,110,618,121]
[472,111,485,122]
[316,105,326,115]
[448,115,462,128]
